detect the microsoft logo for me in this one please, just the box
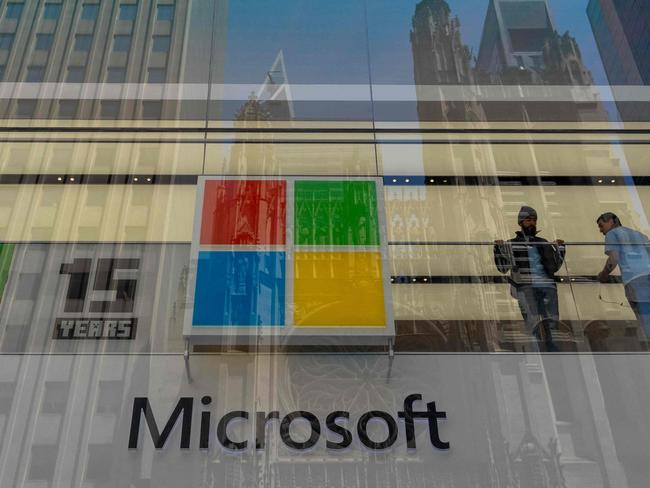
[183,177,394,346]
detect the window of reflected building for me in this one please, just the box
[152,35,170,53]
[147,67,166,83]
[157,4,174,22]
[66,66,85,82]
[74,34,92,51]
[0,34,13,50]
[15,99,36,117]
[58,100,79,118]
[106,67,126,82]
[118,3,138,21]
[25,66,45,82]
[100,100,120,119]
[43,3,61,20]
[80,3,99,21]
[4,2,24,20]
[35,34,54,52]
[112,35,131,52]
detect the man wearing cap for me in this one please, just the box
[494,206,566,351]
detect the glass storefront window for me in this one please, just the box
[0,1,649,486]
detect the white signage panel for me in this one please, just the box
[0,353,645,487]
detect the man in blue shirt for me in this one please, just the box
[597,212,650,339]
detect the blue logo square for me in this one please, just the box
[192,251,285,326]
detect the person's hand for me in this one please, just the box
[598,270,609,283]
[495,240,505,246]
[554,239,565,246]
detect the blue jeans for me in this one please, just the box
[625,276,650,338]
[516,286,560,352]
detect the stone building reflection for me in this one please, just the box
[225,51,293,176]
[410,0,485,123]
[410,0,609,123]
[476,0,606,122]
[409,0,499,352]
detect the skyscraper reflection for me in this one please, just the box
[409,0,608,122]
[588,0,650,121]
[410,0,485,122]
[476,0,606,121]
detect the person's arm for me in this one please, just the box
[554,239,566,263]
[547,239,565,272]
[598,251,619,283]
[494,240,512,274]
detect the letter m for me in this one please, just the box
[128,397,193,449]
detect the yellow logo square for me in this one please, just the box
[293,251,386,326]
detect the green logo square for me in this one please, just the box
[294,180,381,246]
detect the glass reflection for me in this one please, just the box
[370,0,611,86]
[369,0,623,122]
[0,0,214,121]
[588,0,650,120]
[0,0,645,121]
[0,1,647,355]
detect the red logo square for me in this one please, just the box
[200,180,286,245]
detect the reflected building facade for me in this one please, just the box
[410,0,485,122]
[476,0,555,81]
[0,1,649,487]
[226,51,294,175]
[477,0,606,121]
[587,0,650,85]
[0,1,191,120]
[587,0,650,120]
